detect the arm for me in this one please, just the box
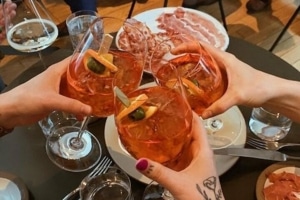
[171,42,300,123]
[136,113,224,200]
[0,57,92,130]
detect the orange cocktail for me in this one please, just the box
[114,85,193,171]
[151,40,226,116]
[61,49,143,117]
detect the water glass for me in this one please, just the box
[249,107,292,141]
[66,10,98,49]
[80,166,132,200]
[38,111,79,138]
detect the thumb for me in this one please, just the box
[202,94,235,119]
[50,95,92,116]
[136,158,181,191]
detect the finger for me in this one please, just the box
[48,95,92,116]
[199,42,230,65]
[202,95,236,119]
[170,42,201,54]
[47,56,71,76]
[192,112,211,147]
[136,158,182,192]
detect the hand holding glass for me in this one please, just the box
[46,17,146,172]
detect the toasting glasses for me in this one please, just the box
[46,17,146,172]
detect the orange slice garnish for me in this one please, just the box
[166,78,204,96]
[116,93,159,121]
[143,105,158,119]
[116,93,148,121]
[83,49,118,76]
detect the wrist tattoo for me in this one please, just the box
[196,176,223,200]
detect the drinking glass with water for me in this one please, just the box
[249,107,292,141]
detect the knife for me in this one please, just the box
[214,148,300,161]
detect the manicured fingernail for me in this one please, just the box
[136,159,148,171]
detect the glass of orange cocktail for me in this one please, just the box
[114,75,193,200]
[61,17,145,117]
[150,35,242,149]
[114,83,193,171]
[46,17,146,172]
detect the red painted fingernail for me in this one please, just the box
[136,158,148,171]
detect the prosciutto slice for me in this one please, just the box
[264,171,300,200]
[156,7,226,49]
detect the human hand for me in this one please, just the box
[0,1,17,42]
[136,113,223,200]
[171,42,281,119]
[0,57,92,129]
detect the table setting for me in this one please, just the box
[1,6,300,200]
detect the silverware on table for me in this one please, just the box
[62,156,113,200]
[214,148,300,161]
[247,136,300,150]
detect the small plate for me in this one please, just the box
[104,82,246,184]
[0,171,29,200]
[256,161,300,200]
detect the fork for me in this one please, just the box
[247,136,300,150]
[62,156,113,200]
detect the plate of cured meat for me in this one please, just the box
[256,161,300,200]
[132,7,229,51]
[116,7,229,73]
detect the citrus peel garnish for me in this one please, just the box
[116,93,148,121]
[116,94,158,121]
[83,49,118,75]
[165,78,204,96]
[142,105,158,119]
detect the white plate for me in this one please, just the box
[132,7,229,51]
[104,83,246,184]
[256,161,300,200]
[0,171,29,200]
[116,7,229,73]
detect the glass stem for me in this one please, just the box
[205,118,224,135]
[70,116,90,149]
[162,189,174,200]
[38,51,47,69]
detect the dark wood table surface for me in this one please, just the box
[1,36,300,200]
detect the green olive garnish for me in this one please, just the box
[129,107,145,121]
[87,57,106,74]
[191,79,199,87]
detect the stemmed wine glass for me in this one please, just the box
[2,0,58,68]
[150,35,243,150]
[46,17,146,172]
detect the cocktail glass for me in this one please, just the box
[150,35,242,149]
[114,73,193,199]
[46,17,146,172]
